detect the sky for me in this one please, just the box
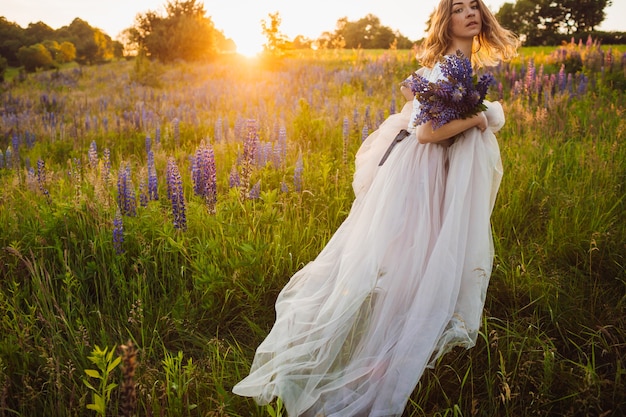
[3,0,626,56]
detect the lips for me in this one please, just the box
[466,21,479,27]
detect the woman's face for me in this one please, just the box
[449,0,482,41]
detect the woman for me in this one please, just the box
[233,1,519,415]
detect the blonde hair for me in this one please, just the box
[417,0,520,68]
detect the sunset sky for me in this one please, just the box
[3,0,626,56]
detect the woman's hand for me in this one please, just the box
[476,111,488,132]
[416,111,488,144]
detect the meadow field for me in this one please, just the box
[0,41,625,416]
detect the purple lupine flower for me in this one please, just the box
[117,163,137,217]
[192,143,217,213]
[147,150,158,201]
[249,180,261,199]
[139,178,148,207]
[407,50,495,129]
[155,127,161,147]
[390,95,396,115]
[280,181,289,193]
[229,164,240,188]
[25,132,35,149]
[240,119,258,198]
[113,210,124,255]
[0,150,4,169]
[361,124,369,142]
[294,154,303,192]
[166,158,187,230]
[103,148,111,184]
[88,140,98,169]
[145,135,152,154]
[37,158,50,203]
[11,134,19,167]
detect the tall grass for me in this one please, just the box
[0,44,624,416]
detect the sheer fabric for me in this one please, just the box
[233,64,505,417]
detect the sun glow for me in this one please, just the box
[232,32,266,57]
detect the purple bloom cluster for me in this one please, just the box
[147,150,158,201]
[166,158,187,230]
[36,158,50,203]
[117,163,137,217]
[88,141,98,169]
[192,143,217,213]
[113,210,124,255]
[408,51,495,129]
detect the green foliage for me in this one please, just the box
[317,14,414,49]
[161,350,198,414]
[16,42,55,72]
[496,0,612,45]
[126,0,220,62]
[83,345,122,416]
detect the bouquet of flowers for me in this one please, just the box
[406,50,496,129]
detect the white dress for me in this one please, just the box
[233,63,505,417]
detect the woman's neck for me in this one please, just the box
[446,39,473,59]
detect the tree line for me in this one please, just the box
[0,0,622,76]
[0,17,123,74]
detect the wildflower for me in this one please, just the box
[192,143,217,213]
[147,150,158,201]
[240,119,258,198]
[166,158,187,230]
[0,150,4,169]
[139,178,148,207]
[103,148,111,184]
[249,180,261,199]
[11,134,19,167]
[117,163,137,217]
[361,124,369,142]
[118,340,138,417]
[229,164,240,188]
[145,135,151,154]
[407,50,495,129]
[280,181,289,193]
[113,210,124,255]
[88,141,98,169]
[294,154,303,192]
[37,158,50,203]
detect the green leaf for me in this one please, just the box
[107,356,122,373]
[84,369,101,379]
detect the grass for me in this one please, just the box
[0,45,624,416]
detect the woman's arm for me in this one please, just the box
[400,67,426,101]
[416,112,488,144]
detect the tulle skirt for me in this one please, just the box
[233,101,505,417]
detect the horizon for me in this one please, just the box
[3,0,625,56]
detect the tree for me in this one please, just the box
[16,43,54,71]
[126,0,220,62]
[261,12,290,55]
[560,0,612,33]
[57,41,77,63]
[318,15,413,49]
[0,17,27,66]
[56,18,121,64]
[496,0,612,45]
